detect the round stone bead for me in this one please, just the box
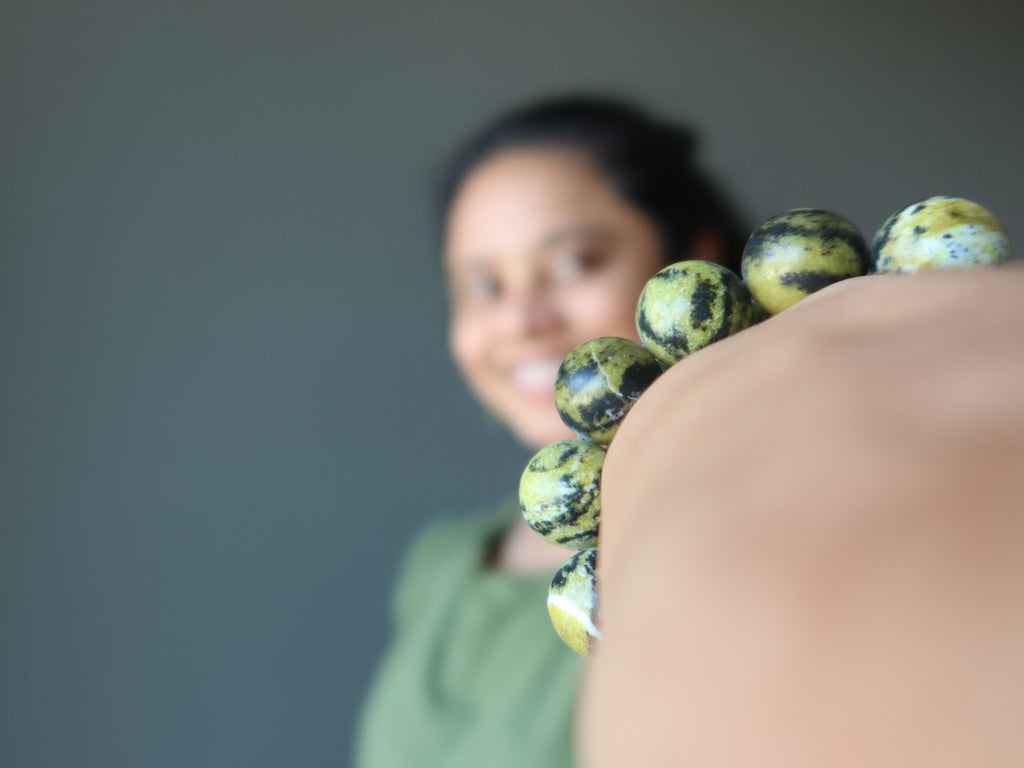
[519,440,605,549]
[548,547,600,657]
[554,337,662,445]
[750,297,771,325]
[872,196,1010,273]
[636,260,755,367]
[742,208,871,314]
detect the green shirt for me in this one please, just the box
[354,503,582,768]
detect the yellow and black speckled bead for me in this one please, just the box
[873,196,1010,273]
[635,260,755,367]
[548,547,600,657]
[519,440,605,549]
[750,297,771,325]
[554,337,662,445]
[742,208,871,314]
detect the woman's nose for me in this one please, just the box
[502,281,561,336]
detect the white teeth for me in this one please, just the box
[512,358,564,391]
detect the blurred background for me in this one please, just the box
[3,0,1022,765]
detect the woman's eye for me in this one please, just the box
[461,274,502,304]
[551,251,603,281]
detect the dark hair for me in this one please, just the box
[438,94,747,271]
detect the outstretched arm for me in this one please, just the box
[580,266,1024,767]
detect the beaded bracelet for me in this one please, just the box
[517,195,1011,657]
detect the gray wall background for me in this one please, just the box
[3,0,1022,765]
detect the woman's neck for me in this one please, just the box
[493,516,576,574]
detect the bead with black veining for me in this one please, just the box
[519,440,605,549]
[750,297,771,325]
[742,208,871,314]
[554,337,662,445]
[548,547,600,657]
[635,260,755,367]
[872,196,1010,273]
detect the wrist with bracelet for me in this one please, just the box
[517,195,1011,656]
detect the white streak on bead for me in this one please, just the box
[547,593,602,639]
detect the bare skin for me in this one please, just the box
[580,266,1024,767]
[492,516,572,573]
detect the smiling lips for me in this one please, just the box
[511,357,565,400]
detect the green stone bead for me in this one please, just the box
[742,208,871,314]
[635,260,755,367]
[750,297,771,325]
[873,196,1010,273]
[520,440,605,549]
[548,547,600,657]
[554,337,662,445]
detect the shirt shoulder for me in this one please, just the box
[391,500,517,625]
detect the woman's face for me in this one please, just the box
[444,147,671,449]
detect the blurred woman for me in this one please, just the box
[354,94,746,768]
